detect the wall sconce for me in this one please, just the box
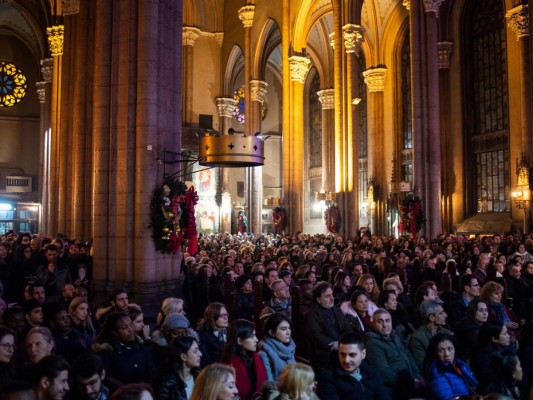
[315,191,337,211]
[352,97,362,105]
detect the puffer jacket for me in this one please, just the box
[427,359,478,400]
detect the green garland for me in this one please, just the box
[150,178,188,253]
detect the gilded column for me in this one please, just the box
[182,26,201,126]
[317,89,335,194]
[423,0,444,238]
[438,41,453,233]
[216,97,238,233]
[249,80,268,233]
[363,67,387,234]
[343,23,365,237]
[39,58,53,233]
[288,56,311,234]
[46,25,64,235]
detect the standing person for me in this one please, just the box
[258,314,296,381]
[317,332,392,400]
[189,363,239,400]
[423,334,478,400]
[263,363,319,400]
[196,303,229,367]
[222,319,267,400]
[70,353,110,400]
[154,336,202,400]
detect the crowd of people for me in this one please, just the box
[0,229,532,400]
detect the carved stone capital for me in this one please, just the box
[250,80,268,103]
[317,89,335,110]
[216,97,238,118]
[61,0,79,15]
[506,4,529,40]
[403,0,411,11]
[343,24,366,55]
[214,32,224,47]
[362,67,387,92]
[40,58,53,82]
[289,56,311,84]
[238,5,255,28]
[36,81,46,103]
[47,25,64,56]
[329,32,335,49]
[437,41,453,69]
[423,0,445,16]
[182,26,201,46]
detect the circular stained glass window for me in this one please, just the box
[0,61,28,107]
[232,86,268,125]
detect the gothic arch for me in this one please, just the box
[253,18,280,80]
[223,44,244,96]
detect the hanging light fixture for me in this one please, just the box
[198,131,267,167]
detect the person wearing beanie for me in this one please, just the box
[233,275,254,321]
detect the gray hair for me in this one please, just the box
[419,299,444,320]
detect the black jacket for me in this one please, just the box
[196,327,224,368]
[155,368,200,400]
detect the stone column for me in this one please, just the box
[182,26,200,126]
[317,89,335,194]
[363,67,387,234]
[343,23,365,237]
[216,97,238,233]
[438,41,453,233]
[46,25,64,236]
[286,56,311,234]
[507,4,531,231]
[249,80,268,233]
[423,0,444,238]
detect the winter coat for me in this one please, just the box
[408,324,453,371]
[234,291,255,321]
[427,359,478,400]
[155,368,200,400]
[227,353,268,400]
[196,327,224,368]
[258,336,296,381]
[317,360,392,400]
[454,317,481,361]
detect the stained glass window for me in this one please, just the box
[465,0,510,213]
[232,86,267,125]
[401,30,413,184]
[0,61,27,107]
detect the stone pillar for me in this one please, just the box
[362,67,387,234]
[182,26,200,126]
[46,25,64,236]
[438,41,453,233]
[286,56,311,234]
[423,0,444,238]
[249,80,268,233]
[317,89,335,194]
[216,97,238,233]
[507,4,531,231]
[343,23,365,237]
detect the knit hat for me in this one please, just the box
[162,313,190,331]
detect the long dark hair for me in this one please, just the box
[422,333,458,381]
[264,313,290,340]
[154,336,198,387]
[222,319,255,361]
[476,320,505,350]
[486,348,521,396]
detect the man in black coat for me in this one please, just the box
[317,332,392,400]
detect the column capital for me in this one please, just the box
[289,56,311,84]
[437,41,453,69]
[238,5,255,28]
[182,26,201,46]
[423,0,445,16]
[214,32,224,47]
[47,25,64,56]
[362,67,387,92]
[506,4,529,40]
[317,89,335,110]
[403,0,410,11]
[342,24,366,55]
[216,97,238,118]
[329,32,335,49]
[40,58,53,82]
[250,80,268,103]
[36,81,47,104]
[61,0,79,15]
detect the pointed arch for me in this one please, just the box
[224,44,244,96]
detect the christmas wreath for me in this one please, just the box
[398,193,425,239]
[325,205,342,234]
[272,207,287,234]
[150,179,199,254]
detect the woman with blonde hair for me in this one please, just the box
[190,363,238,400]
[156,297,185,327]
[356,273,381,303]
[263,363,318,400]
[69,296,96,344]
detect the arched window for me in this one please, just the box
[358,53,368,220]
[401,31,412,183]
[463,0,509,213]
[309,70,322,219]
